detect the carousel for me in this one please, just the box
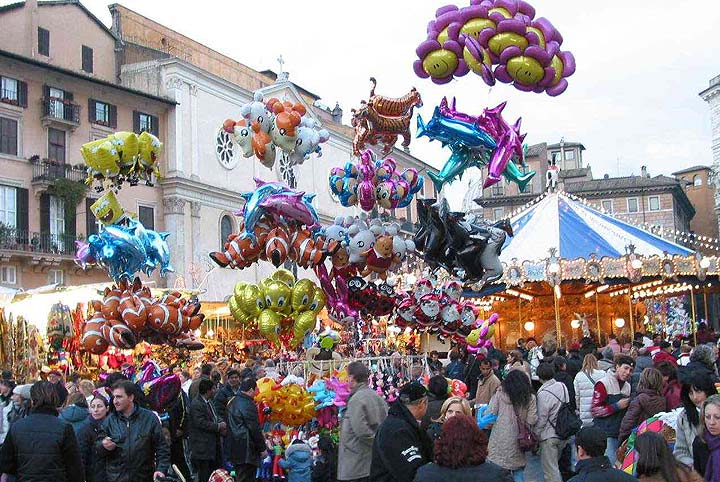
[465,190,719,348]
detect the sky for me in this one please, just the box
[28,0,720,209]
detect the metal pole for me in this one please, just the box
[628,293,635,340]
[691,287,697,346]
[554,290,562,347]
[595,292,601,342]
[703,288,709,322]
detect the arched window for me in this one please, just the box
[220,215,233,250]
[693,174,702,187]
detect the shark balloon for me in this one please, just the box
[417,97,534,192]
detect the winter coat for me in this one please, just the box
[618,388,666,441]
[0,407,84,482]
[567,456,637,482]
[591,370,631,439]
[663,379,682,409]
[59,404,89,436]
[337,383,387,480]
[369,401,433,482]
[78,415,107,482]
[445,360,465,381]
[554,370,577,411]
[487,388,538,470]
[679,361,718,384]
[227,392,265,467]
[188,395,222,461]
[421,393,447,429]
[535,379,569,441]
[0,400,12,444]
[412,460,513,482]
[573,369,606,427]
[280,442,313,482]
[474,372,501,406]
[212,383,238,423]
[638,466,706,482]
[96,404,171,482]
[674,408,700,467]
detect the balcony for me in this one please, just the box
[41,97,80,129]
[0,227,79,264]
[31,159,87,184]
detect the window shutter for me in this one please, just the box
[132,110,140,133]
[64,200,77,242]
[16,188,28,245]
[64,90,73,101]
[43,84,50,99]
[38,27,49,56]
[40,192,50,235]
[109,104,117,128]
[18,81,28,108]
[151,114,159,137]
[82,46,93,73]
[85,198,97,237]
[88,99,96,123]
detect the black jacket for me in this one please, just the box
[188,395,222,461]
[0,407,84,482]
[96,404,170,482]
[213,383,238,423]
[227,392,265,466]
[421,393,447,430]
[79,415,107,482]
[413,460,513,482]
[567,456,637,482]
[369,401,434,482]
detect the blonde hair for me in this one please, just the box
[436,396,472,423]
[700,394,720,438]
[581,354,598,375]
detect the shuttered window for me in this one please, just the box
[81,45,93,73]
[38,27,50,56]
[47,128,65,163]
[88,99,116,127]
[0,118,18,156]
[138,205,154,230]
[133,111,159,136]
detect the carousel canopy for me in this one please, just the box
[499,191,693,262]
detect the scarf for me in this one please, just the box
[703,430,720,482]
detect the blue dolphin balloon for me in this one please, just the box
[238,178,289,243]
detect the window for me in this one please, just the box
[134,111,158,136]
[0,118,17,156]
[47,127,65,163]
[49,195,65,252]
[81,45,93,73]
[48,269,64,285]
[38,27,49,56]
[0,266,16,285]
[627,197,639,213]
[220,215,233,249]
[491,183,504,197]
[693,175,702,187]
[0,185,16,228]
[601,200,613,213]
[1,77,18,103]
[551,151,562,162]
[564,150,575,160]
[493,207,504,221]
[649,196,660,211]
[138,205,155,230]
[89,99,116,127]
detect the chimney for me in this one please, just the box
[331,102,343,123]
[641,165,648,178]
[26,0,39,57]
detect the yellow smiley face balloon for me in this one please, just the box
[291,279,317,313]
[506,55,545,87]
[422,49,460,79]
[262,279,292,315]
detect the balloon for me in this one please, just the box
[142,373,181,412]
[414,1,575,96]
[476,404,498,429]
[351,77,423,157]
[466,313,499,353]
[449,379,467,397]
[90,191,125,226]
[418,97,532,192]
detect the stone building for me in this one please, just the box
[700,74,720,240]
[672,165,719,255]
[0,0,173,290]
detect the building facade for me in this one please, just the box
[700,75,720,241]
[0,0,174,290]
[672,165,719,254]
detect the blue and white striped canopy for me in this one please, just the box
[499,192,693,262]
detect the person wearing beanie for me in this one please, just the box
[680,344,718,384]
[370,381,433,482]
[567,427,636,482]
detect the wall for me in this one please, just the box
[677,169,719,252]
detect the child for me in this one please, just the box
[311,434,337,482]
[279,439,312,482]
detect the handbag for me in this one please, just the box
[514,405,538,452]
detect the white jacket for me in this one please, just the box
[573,369,606,427]
[673,407,699,466]
[0,400,11,445]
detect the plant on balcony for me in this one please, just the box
[48,177,86,209]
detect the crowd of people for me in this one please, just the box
[0,328,716,482]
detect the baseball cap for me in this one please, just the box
[398,381,427,404]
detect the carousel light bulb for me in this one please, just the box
[614,318,625,328]
[548,262,561,274]
[700,257,711,269]
[570,319,580,329]
[631,258,643,270]
[524,321,535,332]
[207,329,215,337]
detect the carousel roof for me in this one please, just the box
[500,191,693,262]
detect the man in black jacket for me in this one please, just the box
[0,381,83,482]
[369,381,434,482]
[213,369,241,422]
[189,379,227,482]
[97,380,170,482]
[227,377,265,482]
[567,427,636,482]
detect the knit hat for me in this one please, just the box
[398,381,428,404]
[13,384,31,400]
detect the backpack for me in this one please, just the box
[544,385,581,440]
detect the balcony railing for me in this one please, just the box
[41,97,80,124]
[0,227,78,256]
[31,160,86,183]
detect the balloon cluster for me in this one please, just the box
[465,312,498,353]
[227,269,325,348]
[369,371,402,402]
[418,97,533,192]
[350,78,423,157]
[75,219,173,282]
[415,198,512,286]
[329,150,424,211]
[347,277,397,317]
[414,0,576,96]
[81,278,205,354]
[323,215,416,281]
[134,360,182,413]
[81,131,163,191]
[307,377,350,428]
[222,92,330,168]
[255,376,316,427]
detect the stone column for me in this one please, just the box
[165,76,184,174]
[163,196,186,288]
[189,84,200,179]
[190,201,202,271]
